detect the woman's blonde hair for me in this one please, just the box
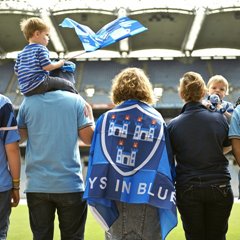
[20,17,49,41]
[110,67,155,105]
[207,75,229,95]
[179,71,207,102]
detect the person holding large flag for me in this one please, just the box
[15,17,78,96]
[167,72,233,240]
[84,67,177,240]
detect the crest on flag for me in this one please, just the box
[101,104,163,176]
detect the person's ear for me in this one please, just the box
[179,90,184,100]
[34,30,40,37]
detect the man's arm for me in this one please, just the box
[5,142,21,207]
[18,128,28,144]
[78,125,94,145]
[78,102,95,145]
[231,139,240,166]
[223,145,232,155]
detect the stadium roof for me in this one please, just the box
[1,0,240,60]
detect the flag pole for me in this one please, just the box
[66,51,86,61]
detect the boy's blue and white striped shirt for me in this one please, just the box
[14,43,51,94]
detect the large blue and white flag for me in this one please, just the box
[83,100,177,240]
[59,17,147,52]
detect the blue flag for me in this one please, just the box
[83,100,177,240]
[59,17,147,52]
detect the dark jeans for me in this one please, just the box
[176,184,233,240]
[26,192,87,240]
[25,75,78,96]
[0,190,11,240]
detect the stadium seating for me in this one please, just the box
[209,60,240,88]
[1,59,240,108]
[0,61,15,93]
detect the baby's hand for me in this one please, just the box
[202,100,212,109]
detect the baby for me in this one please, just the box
[203,75,233,123]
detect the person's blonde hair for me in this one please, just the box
[110,67,155,105]
[207,75,229,95]
[179,71,207,102]
[20,17,50,41]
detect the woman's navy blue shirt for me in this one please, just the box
[167,101,231,186]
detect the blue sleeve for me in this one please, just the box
[164,125,176,181]
[77,96,94,129]
[229,107,240,138]
[38,46,51,68]
[16,102,27,129]
[0,100,20,144]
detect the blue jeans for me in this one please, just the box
[26,192,87,240]
[0,190,11,240]
[176,184,233,240]
[105,202,161,240]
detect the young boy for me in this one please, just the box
[0,94,21,239]
[203,75,234,122]
[14,17,78,96]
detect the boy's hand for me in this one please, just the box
[202,100,212,110]
[58,59,65,67]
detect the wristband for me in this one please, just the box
[12,179,20,183]
[12,179,20,190]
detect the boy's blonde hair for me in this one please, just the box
[179,71,207,102]
[20,17,50,41]
[207,75,229,95]
[110,67,155,105]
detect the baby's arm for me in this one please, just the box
[223,111,232,122]
[43,59,65,71]
[202,99,213,110]
[213,102,232,123]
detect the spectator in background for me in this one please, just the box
[202,75,233,123]
[0,94,21,240]
[167,71,233,240]
[84,67,177,240]
[14,17,78,96]
[17,90,94,240]
[229,101,240,199]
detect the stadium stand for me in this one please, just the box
[1,58,240,108]
[1,0,240,198]
[0,61,15,93]
[146,59,210,88]
[209,60,240,87]
[79,60,144,92]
